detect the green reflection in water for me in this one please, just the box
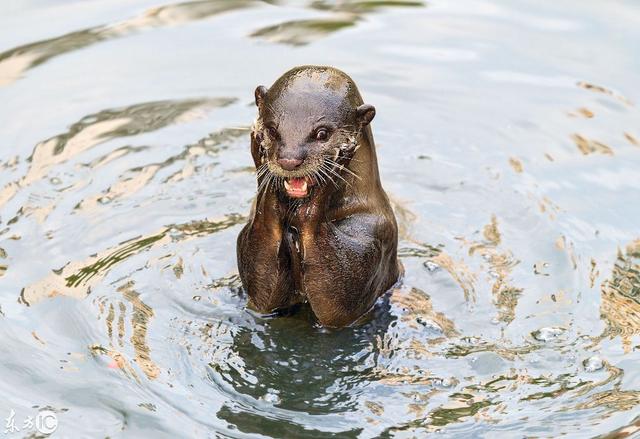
[429,397,493,427]
[65,234,167,288]
[65,214,245,288]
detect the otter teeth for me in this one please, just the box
[284,179,308,193]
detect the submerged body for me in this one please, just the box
[237,66,399,327]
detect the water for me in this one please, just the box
[1,1,639,437]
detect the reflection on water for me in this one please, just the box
[0,0,639,436]
[600,240,640,353]
[20,214,244,306]
[249,1,427,46]
[0,0,259,86]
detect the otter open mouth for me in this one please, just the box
[283,176,314,198]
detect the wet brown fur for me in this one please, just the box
[237,66,399,327]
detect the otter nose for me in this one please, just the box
[277,158,303,171]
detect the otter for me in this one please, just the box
[236,66,399,328]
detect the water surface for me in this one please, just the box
[1,0,639,437]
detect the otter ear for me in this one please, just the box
[356,104,376,126]
[255,86,268,108]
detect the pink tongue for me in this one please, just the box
[287,177,306,190]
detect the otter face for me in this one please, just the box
[252,67,375,199]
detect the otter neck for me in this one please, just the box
[324,127,384,213]
[351,126,382,190]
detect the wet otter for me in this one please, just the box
[237,66,399,327]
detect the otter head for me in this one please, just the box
[252,66,375,199]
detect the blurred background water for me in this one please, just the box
[0,0,639,437]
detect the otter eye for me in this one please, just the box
[315,128,329,141]
[266,126,278,139]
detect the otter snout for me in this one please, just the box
[277,157,303,171]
